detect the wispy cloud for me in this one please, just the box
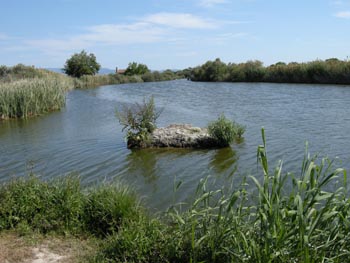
[198,0,228,8]
[0,33,10,41]
[335,11,350,18]
[144,13,217,29]
[23,12,221,53]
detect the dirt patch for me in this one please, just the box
[29,246,67,263]
[0,232,97,263]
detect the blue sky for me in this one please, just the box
[1,0,350,70]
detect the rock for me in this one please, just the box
[127,124,220,149]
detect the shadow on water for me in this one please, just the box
[209,147,238,177]
[126,149,159,183]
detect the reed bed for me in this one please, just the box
[0,77,73,119]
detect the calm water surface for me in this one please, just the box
[1,80,350,210]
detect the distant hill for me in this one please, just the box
[45,68,64,74]
[98,68,115,74]
[45,68,115,75]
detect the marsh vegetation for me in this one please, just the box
[189,58,350,84]
[1,131,349,262]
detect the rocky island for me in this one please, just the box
[127,124,218,149]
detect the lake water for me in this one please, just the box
[1,79,350,210]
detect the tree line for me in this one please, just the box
[188,58,350,84]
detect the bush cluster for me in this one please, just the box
[0,175,140,236]
[208,114,246,146]
[190,58,350,84]
[116,96,162,148]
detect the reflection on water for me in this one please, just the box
[126,149,158,183]
[1,80,350,210]
[209,147,238,177]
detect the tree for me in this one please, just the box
[124,62,150,76]
[63,50,100,78]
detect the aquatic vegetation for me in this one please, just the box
[0,77,73,119]
[208,114,245,146]
[116,96,162,148]
[97,129,350,262]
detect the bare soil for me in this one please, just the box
[0,232,97,263]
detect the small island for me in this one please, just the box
[132,124,217,149]
[117,97,245,149]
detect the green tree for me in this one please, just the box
[124,62,150,76]
[63,50,101,78]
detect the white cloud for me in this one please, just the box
[25,22,166,52]
[23,12,220,53]
[144,13,217,29]
[5,11,248,63]
[335,11,350,18]
[198,0,228,7]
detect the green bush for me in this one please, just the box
[94,217,176,263]
[0,175,84,234]
[116,96,162,148]
[63,50,101,78]
[83,183,141,237]
[124,62,150,76]
[208,114,244,146]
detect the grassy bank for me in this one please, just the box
[189,58,350,84]
[74,70,184,89]
[1,131,350,262]
[0,78,73,119]
[0,64,183,119]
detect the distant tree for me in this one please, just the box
[63,50,100,78]
[124,62,150,76]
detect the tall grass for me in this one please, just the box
[0,77,73,119]
[98,128,350,263]
[0,175,141,236]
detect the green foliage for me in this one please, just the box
[124,62,150,76]
[0,175,84,234]
[63,50,101,78]
[0,77,73,119]
[83,183,140,237]
[190,58,350,84]
[116,96,162,148]
[207,114,245,146]
[0,175,141,237]
[94,217,175,263]
[95,130,350,262]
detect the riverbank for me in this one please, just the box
[0,64,184,119]
[1,136,350,262]
[189,58,350,84]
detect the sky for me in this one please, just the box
[0,0,350,70]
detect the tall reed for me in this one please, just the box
[99,129,350,262]
[0,77,73,119]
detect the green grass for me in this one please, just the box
[1,130,350,262]
[0,64,183,120]
[0,175,141,236]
